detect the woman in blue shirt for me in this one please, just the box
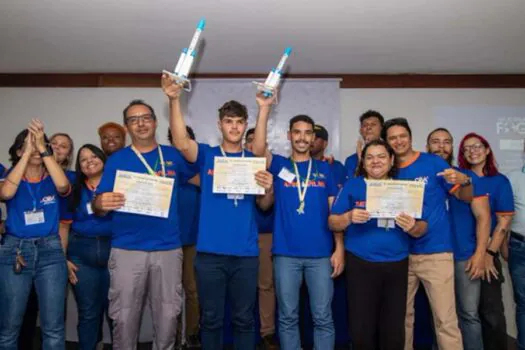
[0,120,70,349]
[62,144,112,350]
[329,139,428,350]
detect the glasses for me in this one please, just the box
[462,143,485,153]
[126,114,155,125]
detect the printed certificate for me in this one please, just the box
[113,170,174,218]
[366,179,425,219]
[213,157,266,195]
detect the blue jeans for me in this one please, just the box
[0,234,67,350]
[454,259,483,350]
[68,233,111,350]
[194,253,258,350]
[510,234,525,350]
[274,256,334,350]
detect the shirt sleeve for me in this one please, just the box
[174,149,200,184]
[495,175,515,214]
[331,180,353,215]
[434,156,454,193]
[196,143,210,170]
[96,156,118,194]
[268,154,284,176]
[344,154,358,179]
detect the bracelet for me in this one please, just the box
[486,248,498,257]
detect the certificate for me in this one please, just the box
[113,170,174,218]
[366,179,425,219]
[213,157,266,195]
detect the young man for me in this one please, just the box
[162,74,274,350]
[382,118,471,350]
[93,99,197,349]
[168,126,202,349]
[344,110,384,178]
[311,124,346,187]
[427,127,491,350]
[98,122,126,156]
[245,128,279,350]
[252,106,345,350]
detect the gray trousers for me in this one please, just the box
[108,247,183,350]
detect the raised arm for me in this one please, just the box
[253,92,276,165]
[0,134,32,200]
[162,73,199,163]
[30,119,69,194]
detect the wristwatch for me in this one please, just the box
[40,145,54,158]
[461,176,472,187]
[486,248,498,257]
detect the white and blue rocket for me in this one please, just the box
[254,47,292,97]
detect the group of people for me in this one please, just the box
[0,73,524,350]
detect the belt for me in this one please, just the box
[511,231,525,242]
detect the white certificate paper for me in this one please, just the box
[212,157,266,195]
[113,170,174,218]
[366,179,425,219]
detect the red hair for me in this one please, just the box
[457,132,498,176]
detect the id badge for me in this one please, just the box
[24,210,45,226]
[227,194,244,201]
[377,218,395,229]
[86,203,94,215]
[278,167,296,183]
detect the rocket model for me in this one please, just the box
[253,47,292,97]
[163,18,206,92]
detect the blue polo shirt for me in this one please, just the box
[269,154,338,257]
[449,168,487,261]
[395,152,454,254]
[97,145,197,251]
[61,184,112,237]
[3,175,62,238]
[331,176,412,262]
[178,183,200,246]
[473,172,514,233]
[344,153,359,179]
[195,144,259,257]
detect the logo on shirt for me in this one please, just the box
[414,176,429,184]
[207,169,214,176]
[355,200,366,208]
[284,180,326,188]
[312,171,326,179]
[40,195,57,206]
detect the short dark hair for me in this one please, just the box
[167,126,195,144]
[245,128,255,140]
[356,139,397,178]
[426,127,453,145]
[9,129,50,167]
[122,99,157,124]
[381,117,412,140]
[359,110,384,126]
[218,100,248,120]
[289,114,315,131]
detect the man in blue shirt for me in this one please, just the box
[427,127,491,350]
[252,107,345,350]
[163,74,274,350]
[344,110,384,179]
[382,118,472,350]
[93,99,198,349]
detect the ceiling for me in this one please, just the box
[1,0,524,74]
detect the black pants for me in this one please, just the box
[346,251,408,350]
[480,254,507,350]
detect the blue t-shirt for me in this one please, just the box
[344,153,358,179]
[255,207,274,234]
[61,184,112,237]
[474,172,515,234]
[449,168,487,261]
[322,158,346,188]
[97,145,197,251]
[4,175,62,238]
[178,183,200,246]
[269,154,338,257]
[395,152,454,254]
[331,176,412,262]
[195,144,259,256]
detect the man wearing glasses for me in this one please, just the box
[93,100,198,349]
[382,118,472,350]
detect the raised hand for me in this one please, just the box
[28,119,46,153]
[161,73,184,101]
[256,90,277,108]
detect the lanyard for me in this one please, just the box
[24,173,45,211]
[291,158,312,215]
[131,145,166,177]
[219,146,244,158]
